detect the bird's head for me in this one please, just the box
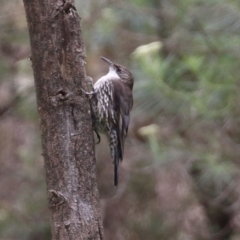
[101,57,134,89]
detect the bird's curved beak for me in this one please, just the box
[100,56,114,67]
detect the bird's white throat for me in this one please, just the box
[106,66,119,79]
[95,66,119,86]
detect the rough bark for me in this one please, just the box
[23,0,104,239]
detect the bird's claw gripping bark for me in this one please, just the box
[81,88,95,96]
[81,76,95,97]
[94,130,101,144]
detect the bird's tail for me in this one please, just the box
[110,127,123,186]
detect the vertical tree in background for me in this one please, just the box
[23,0,103,239]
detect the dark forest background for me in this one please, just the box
[1,0,240,239]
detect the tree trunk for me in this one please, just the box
[23,0,104,239]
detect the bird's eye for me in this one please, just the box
[116,67,121,73]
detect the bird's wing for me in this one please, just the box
[110,80,133,186]
[111,80,133,155]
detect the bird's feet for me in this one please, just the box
[81,76,95,97]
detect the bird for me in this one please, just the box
[88,57,134,186]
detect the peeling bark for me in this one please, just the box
[23,0,104,239]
